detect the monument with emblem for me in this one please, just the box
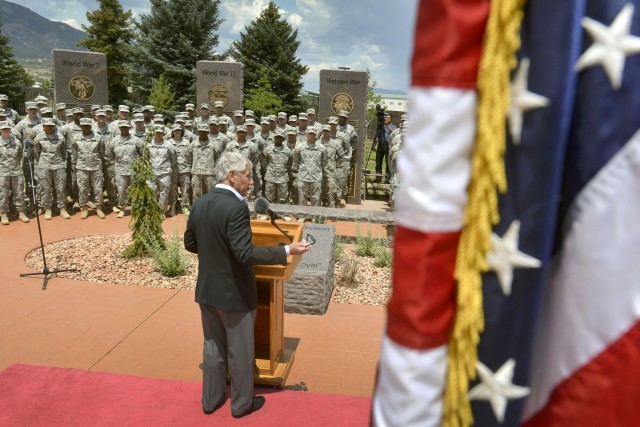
[196,61,244,112]
[52,49,108,105]
[318,69,368,204]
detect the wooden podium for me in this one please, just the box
[250,220,304,387]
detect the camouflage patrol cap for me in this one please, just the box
[103,105,113,111]
[277,112,286,119]
[307,128,317,135]
[132,108,142,114]
[79,118,93,126]
[245,119,256,126]
[153,114,164,121]
[42,118,56,126]
[339,110,349,118]
[286,128,297,136]
[55,103,66,110]
[260,118,269,125]
[328,116,338,124]
[197,124,209,132]
[174,116,185,123]
[65,110,73,117]
[0,121,11,130]
[40,107,53,115]
[233,110,243,117]
[208,117,219,125]
[185,120,194,127]
[245,110,255,117]
[25,101,38,110]
[118,120,131,128]
[268,115,277,122]
[133,113,144,122]
[35,95,48,104]
[288,115,297,122]
[200,103,210,110]
[322,125,331,132]
[171,125,183,132]
[274,128,285,139]
[213,101,224,108]
[95,109,106,117]
[154,125,165,133]
[235,125,247,133]
[142,105,154,112]
[185,103,195,111]
[118,105,130,112]
[306,108,316,115]
[298,113,308,120]
[0,94,8,101]
[91,104,101,111]
[73,108,83,115]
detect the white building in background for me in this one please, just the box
[378,92,408,113]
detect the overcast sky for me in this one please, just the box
[11,0,418,92]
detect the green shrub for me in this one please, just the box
[374,246,392,268]
[340,254,358,287]
[148,226,190,277]
[355,224,380,257]
[334,236,344,262]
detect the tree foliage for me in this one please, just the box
[244,70,283,119]
[366,69,382,123]
[123,127,165,258]
[79,0,135,106]
[148,74,176,115]
[228,2,308,113]
[128,0,224,107]
[0,17,34,98]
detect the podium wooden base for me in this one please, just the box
[254,348,296,388]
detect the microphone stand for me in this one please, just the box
[270,214,293,243]
[19,156,78,290]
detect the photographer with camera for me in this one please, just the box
[375,108,396,183]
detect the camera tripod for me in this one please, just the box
[19,156,77,290]
[365,104,387,177]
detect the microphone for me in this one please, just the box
[254,197,281,220]
[254,197,292,242]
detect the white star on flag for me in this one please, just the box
[487,220,541,296]
[575,3,640,90]
[508,58,550,145]
[468,359,532,423]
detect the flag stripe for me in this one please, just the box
[522,129,640,421]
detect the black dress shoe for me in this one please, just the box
[232,396,265,419]
[203,395,226,415]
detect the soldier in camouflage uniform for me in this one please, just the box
[55,103,67,125]
[225,125,261,200]
[0,121,29,224]
[148,126,177,217]
[0,94,20,123]
[191,124,219,200]
[185,103,196,122]
[15,102,42,209]
[337,110,357,201]
[255,118,274,195]
[277,112,287,131]
[263,128,292,204]
[168,125,193,215]
[34,118,70,220]
[107,120,144,218]
[306,108,323,135]
[328,117,350,207]
[287,115,298,134]
[63,108,84,208]
[245,118,257,143]
[269,115,277,133]
[296,113,311,143]
[218,120,235,141]
[285,128,299,204]
[212,101,233,130]
[207,117,230,148]
[319,125,343,208]
[174,115,196,144]
[195,103,211,128]
[232,110,245,130]
[72,118,106,219]
[132,114,147,139]
[94,110,117,210]
[293,129,327,207]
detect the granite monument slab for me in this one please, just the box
[52,49,108,105]
[196,61,243,112]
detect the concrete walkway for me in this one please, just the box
[0,209,386,397]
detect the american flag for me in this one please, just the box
[372,0,640,426]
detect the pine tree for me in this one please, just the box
[128,0,224,106]
[123,127,165,258]
[0,17,34,99]
[228,2,308,113]
[244,70,283,119]
[78,0,135,106]
[148,74,176,117]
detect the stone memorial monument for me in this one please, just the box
[52,49,108,105]
[196,61,243,111]
[284,223,336,315]
[318,70,368,204]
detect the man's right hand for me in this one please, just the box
[289,241,311,255]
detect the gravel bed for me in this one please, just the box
[24,234,392,306]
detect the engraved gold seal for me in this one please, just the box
[331,93,354,115]
[208,84,229,106]
[69,76,95,101]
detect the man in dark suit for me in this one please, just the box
[184,151,309,418]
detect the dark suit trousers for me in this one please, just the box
[375,142,390,178]
[200,304,256,415]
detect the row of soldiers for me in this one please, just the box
[0,93,359,224]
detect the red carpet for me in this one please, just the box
[0,364,371,426]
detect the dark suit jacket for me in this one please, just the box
[184,187,287,311]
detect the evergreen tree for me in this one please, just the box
[244,70,283,119]
[228,2,308,113]
[148,74,177,116]
[129,0,224,106]
[123,127,165,258]
[79,0,135,106]
[0,17,34,99]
